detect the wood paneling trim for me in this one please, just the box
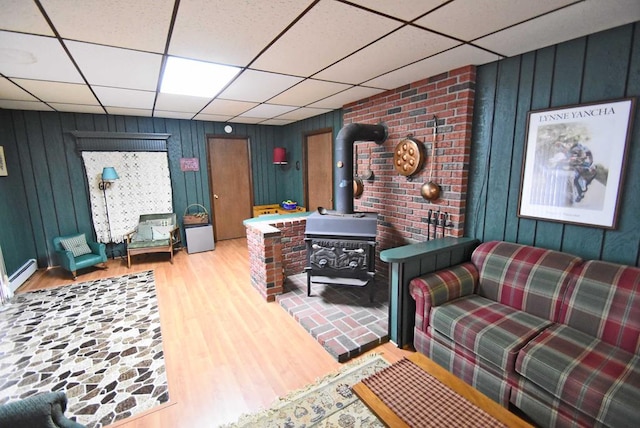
[468,22,640,266]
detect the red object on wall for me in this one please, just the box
[273,147,287,164]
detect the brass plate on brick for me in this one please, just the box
[393,138,426,177]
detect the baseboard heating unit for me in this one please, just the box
[9,259,37,292]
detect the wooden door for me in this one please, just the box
[208,136,253,240]
[304,131,333,211]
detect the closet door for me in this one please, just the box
[208,136,253,240]
[304,130,333,211]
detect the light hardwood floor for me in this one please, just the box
[20,238,413,427]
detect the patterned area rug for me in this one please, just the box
[223,354,388,427]
[0,271,169,427]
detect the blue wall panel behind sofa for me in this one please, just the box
[467,22,640,267]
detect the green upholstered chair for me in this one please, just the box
[125,213,180,268]
[0,391,86,428]
[52,233,107,280]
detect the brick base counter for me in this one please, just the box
[244,214,309,301]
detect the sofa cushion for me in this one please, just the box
[560,260,640,354]
[152,225,172,240]
[516,323,640,426]
[60,234,92,257]
[417,328,512,406]
[128,239,170,249]
[132,224,154,242]
[430,295,552,372]
[471,241,582,321]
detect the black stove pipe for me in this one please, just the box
[334,122,387,214]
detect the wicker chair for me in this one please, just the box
[125,213,180,268]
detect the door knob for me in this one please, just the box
[214,194,219,199]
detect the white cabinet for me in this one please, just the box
[185,225,215,254]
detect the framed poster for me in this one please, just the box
[180,157,199,172]
[518,98,635,229]
[0,146,7,176]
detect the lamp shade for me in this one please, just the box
[273,147,287,165]
[101,167,119,181]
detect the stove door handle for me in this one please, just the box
[343,248,365,254]
[312,244,335,251]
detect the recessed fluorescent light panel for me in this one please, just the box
[161,57,240,98]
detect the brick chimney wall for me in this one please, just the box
[345,65,476,274]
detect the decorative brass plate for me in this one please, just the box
[393,137,426,177]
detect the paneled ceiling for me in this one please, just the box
[1,0,639,125]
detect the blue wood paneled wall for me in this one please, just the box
[0,108,342,275]
[280,110,343,205]
[466,23,640,267]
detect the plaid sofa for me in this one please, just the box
[409,240,640,428]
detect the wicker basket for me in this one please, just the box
[183,203,209,225]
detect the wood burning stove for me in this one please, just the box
[305,212,377,301]
[304,123,387,301]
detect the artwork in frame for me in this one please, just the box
[518,97,635,229]
[180,157,199,172]
[0,146,7,176]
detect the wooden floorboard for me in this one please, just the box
[19,238,413,427]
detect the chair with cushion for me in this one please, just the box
[0,391,85,428]
[125,213,181,268]
[52,233,107,280]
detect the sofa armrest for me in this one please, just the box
[409,261,478,332]
[54,249,76,271]
[87,241,106,259]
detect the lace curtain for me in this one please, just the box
[82,152,173,243]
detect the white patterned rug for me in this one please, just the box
[0,271,169,427]
[222,354,388,428]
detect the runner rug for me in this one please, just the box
[0,270,169,427]
[222,354,388,427]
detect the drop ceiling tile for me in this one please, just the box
[218,70,303,103]
[169,0,315,66]
[0,0,54,36]
[276,107,334,121]
[200,99,258,116]
[40,0,174,53]
[416,0,576,42]
[12,79,98,105]
[475,0,640,57]
[49,103,105,114]
[0,99,53,111]
[65,41,162,91]
[261,118,295,126]
[0,31,83,83]
[364,44,501,90]
[316,26,459,84]
[93,86,155,109]
[193,113,234,122]
[153,110,195,120]
[251,0,402,76]
[347,0,448,21]
[105,107,153,117]
[307,86,386,109]
[229,116,266,124]
[239,104,297,119]
[269,79,351,105]
[155,92,211,113]
[0,78,38,101]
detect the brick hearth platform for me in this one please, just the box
[277,273,389,362]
